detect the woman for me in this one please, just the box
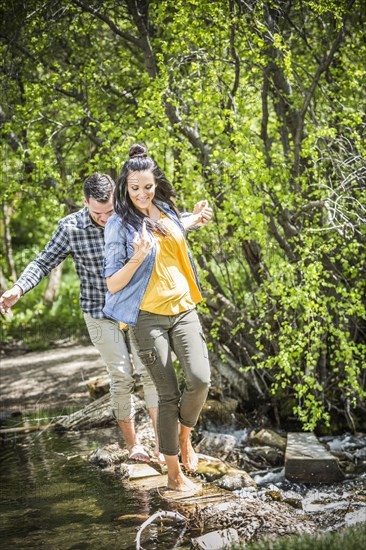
[103,144,211,492]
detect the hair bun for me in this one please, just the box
[129,143,148,159]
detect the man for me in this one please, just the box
[0,172,212,463]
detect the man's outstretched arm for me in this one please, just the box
[181,200,213,231]
[0,223,71,314]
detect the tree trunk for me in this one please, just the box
[43,261,64,305]
[2,201,17,282]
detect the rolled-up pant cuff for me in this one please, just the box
[159,447,179,456]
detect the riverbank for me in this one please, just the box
[1,344,365,549]
[0,343,105,413]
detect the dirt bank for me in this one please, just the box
[0,344,106,413]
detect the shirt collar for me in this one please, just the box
[80,206,104,230]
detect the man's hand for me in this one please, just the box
[0,285,23,315]
[192,200,213,226]
[181,200,213,230]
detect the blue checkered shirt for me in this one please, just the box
[16,207,107,318]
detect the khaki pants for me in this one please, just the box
[84,313,158,420]
[132,309,211,455]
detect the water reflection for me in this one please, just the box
[0,428,157,549]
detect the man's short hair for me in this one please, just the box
[83,173,115,202]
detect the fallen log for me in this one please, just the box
[56,393,114,430]
[0,423,56,435]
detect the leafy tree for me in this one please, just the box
[1,0,365,431]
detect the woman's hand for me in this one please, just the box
[106,222,152,294]
[133,221,152,257]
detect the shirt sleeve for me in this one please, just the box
[16,222,71,295]
[103,217,129,278]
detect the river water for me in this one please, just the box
[0,426,171,549]
[1,419,365,549]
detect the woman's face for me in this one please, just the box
[127,170,156,213]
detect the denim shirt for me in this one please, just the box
[103,201,201,326]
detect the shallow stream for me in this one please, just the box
[1,419,365,549]
[0,426,170,549]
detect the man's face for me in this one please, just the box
[83,196,114,227]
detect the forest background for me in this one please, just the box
[1,0,365,434]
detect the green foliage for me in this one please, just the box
[1,0,365,430]
[2,266,87,350]
[232,523,366,550]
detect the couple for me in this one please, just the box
[1,144,211,492]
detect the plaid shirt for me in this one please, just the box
[16,207,107,318]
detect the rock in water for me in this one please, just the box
[285,432,345,483]
[196,432,237,459]
[249,428,287,451]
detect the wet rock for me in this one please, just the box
[283,497,303,509]
[192,498,316,543]
[215,470,256,491]
[245,445,284,466]
[88,442,129,478]
[196,455,232,481]
[249,428,287,451]
[196,454,257,492]
[285,432,344,484]
[196,432,237,459]
[200,398,238,426]
[265,490,282,501]
[192,527,240,549]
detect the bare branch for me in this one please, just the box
[71,0,141,48]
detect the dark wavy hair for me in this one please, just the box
[114,143,179,235]
[83,172,115,202]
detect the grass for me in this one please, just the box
[232,523,366,550]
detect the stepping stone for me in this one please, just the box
[125,463,162,480]
[285,432,344,483]
[127,473,236,509]
[192,528,240,549]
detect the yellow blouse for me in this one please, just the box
[140,213,202,315]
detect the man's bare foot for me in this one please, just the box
[167,472,196,492]
[179,436,198,471]
[128,444,150,463]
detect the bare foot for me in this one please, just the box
[167,472,196,492]
[179,436,198,472]
[128,444,150,463]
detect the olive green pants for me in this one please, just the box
[131,309,211,455]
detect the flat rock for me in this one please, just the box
[125,463,161,480]
[192,528,240,549]
[285,432,345,483]
[128,474,236,509]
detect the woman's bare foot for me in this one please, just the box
[179,436,199,471]
[167,472,196,492]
